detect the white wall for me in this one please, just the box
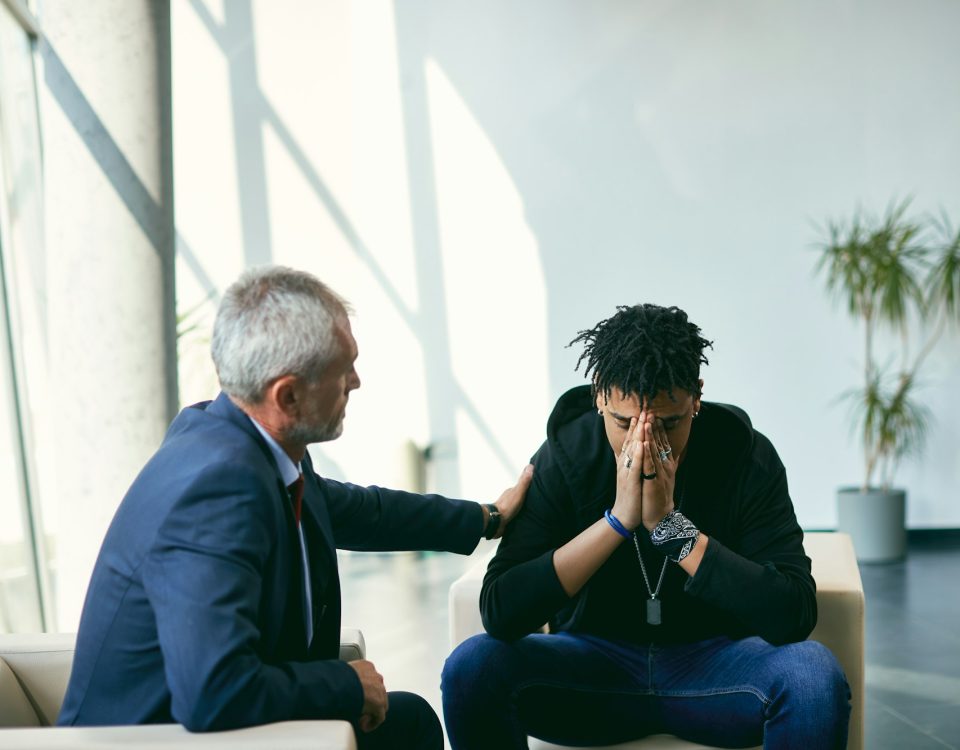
[173,0,960,529]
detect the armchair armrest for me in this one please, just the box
[339,628,366,661]
[449,553,492,650]
[805,532,865,750]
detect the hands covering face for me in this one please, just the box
[639,414,677,531]
[611,411,677,533]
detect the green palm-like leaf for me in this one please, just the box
[845,370,930,488]
[815,213,871,319]
[176,292,216,341]
[927,210,960,320]
[869,200,927,328]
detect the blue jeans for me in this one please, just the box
[441,633,850,749]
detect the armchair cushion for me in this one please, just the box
[0,659,41,728]
[0,633,74,727]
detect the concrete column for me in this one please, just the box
[38,0,176,630]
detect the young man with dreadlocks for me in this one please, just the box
[442,304,850,749]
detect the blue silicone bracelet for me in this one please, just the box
[604,509,632,539]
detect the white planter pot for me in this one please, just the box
[836,487,906,563]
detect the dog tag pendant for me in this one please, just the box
[646,598,662,626]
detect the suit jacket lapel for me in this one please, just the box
[300,453,337,558]
[299,454,343,659]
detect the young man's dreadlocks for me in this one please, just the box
[569,304,713,406]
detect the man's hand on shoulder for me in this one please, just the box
[485,464,534,540]
[348,659,388,733]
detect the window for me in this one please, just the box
[0,0,50,632]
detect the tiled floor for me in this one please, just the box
[859,532,960,749]
[339,533,960,748]
[339,540,495,726]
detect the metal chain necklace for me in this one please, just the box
[632,473,685,626]
[632,534,668,625]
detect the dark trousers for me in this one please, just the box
[354,690,443,750]
[442,632,850,750]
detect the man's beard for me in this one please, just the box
[287,415,343,445]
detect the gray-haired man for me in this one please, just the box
[60,266,531,749]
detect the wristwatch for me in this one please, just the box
[483,504,502,540]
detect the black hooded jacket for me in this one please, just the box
[480,386,816,647]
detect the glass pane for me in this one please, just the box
[0,1,48,632]
[0,330,40,633]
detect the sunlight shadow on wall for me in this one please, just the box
[425,59,549,496]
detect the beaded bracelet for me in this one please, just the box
[650,510,700,563]
[604,509,632,539]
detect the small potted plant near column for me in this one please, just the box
[815,200,960,562]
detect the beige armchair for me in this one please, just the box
[449,531,865,750]
[0,629,366,749]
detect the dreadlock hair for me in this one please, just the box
[569,304,713,406]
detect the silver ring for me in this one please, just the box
[625,456,633,469]
[659,448,671,462]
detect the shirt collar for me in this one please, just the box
[248,417,301,487]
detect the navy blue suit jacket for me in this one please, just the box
[58,394,483,730]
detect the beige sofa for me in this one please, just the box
[449,531,865,750]
[0,629,366,749]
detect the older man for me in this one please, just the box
[59,266,531,749]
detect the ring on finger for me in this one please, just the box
[641,471,657,480]
[625,456,633,469]
[659,447,671,462]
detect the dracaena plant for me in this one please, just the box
[816,199,960,491]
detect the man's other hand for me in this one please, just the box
[349,659,388,732]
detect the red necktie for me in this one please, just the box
[289,474,304,524]
[287,472,313,646]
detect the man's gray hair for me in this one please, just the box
[211,266,349,403]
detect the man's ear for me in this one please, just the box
[694,378,705,412]
[265,375,300,418]
[595,386,607,413]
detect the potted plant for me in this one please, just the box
[815,200,960,562]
